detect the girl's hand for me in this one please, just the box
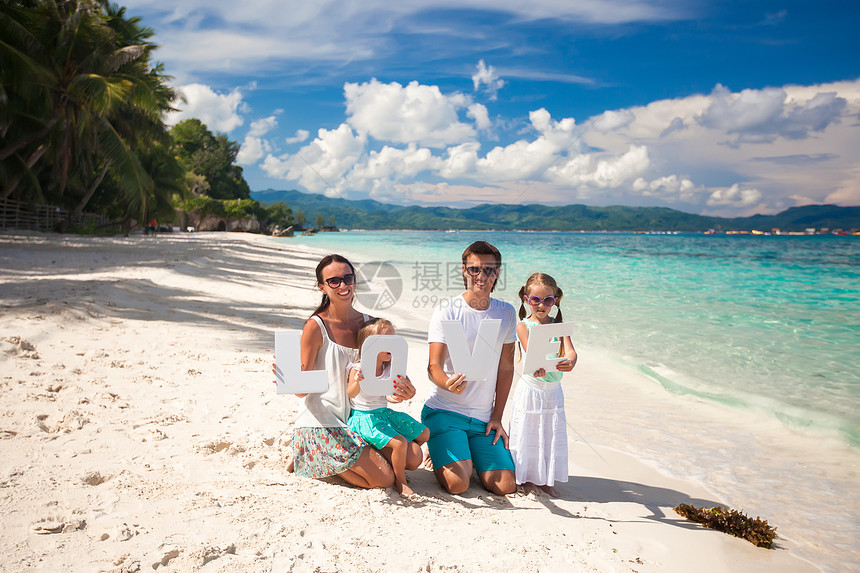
[391,375,416,402]
[533,368,547,378]
[445,373,467,394]
[556,359,574,372]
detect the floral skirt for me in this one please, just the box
[292,426,366,479]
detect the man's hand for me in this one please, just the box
[485,417,509,448]
[445,373,467,394]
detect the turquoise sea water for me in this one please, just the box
[286,231,860,448]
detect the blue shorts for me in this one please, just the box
[421,406,515,474]
[348,408,426,450]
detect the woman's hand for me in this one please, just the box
[533,368,547,377]
[390,374,416,402]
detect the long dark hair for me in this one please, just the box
[517,272,565,356]
[311,254,356,317]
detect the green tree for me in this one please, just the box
[328,215,335,226]
[264,201,294,229]
[171,118,250,201]
[315,214,324,228]
[296,210,306,228]
[0,0,182,230]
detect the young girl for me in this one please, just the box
[508,273,577,497]
[347,318,430,496]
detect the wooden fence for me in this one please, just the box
[0,198,108,232]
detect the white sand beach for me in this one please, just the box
[0,231,826,572]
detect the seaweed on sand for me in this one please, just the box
[674,504,777,548]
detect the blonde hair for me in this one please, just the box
[356,317,395,359]
[517,273,565,357]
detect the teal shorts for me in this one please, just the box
[348,408,426,450]
[421,406,515,474]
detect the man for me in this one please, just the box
[423,241,517,495]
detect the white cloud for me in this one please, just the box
[439,143,481,179]
[529,108,579,150]
[549,145,651,188]
[632,175,701,202]
[123,1,683,81]
[166,84,244,132]
[344,79,475,148]
[478,138,560,181]
[580,79,860,213]
[237,115,277,165]
[472,60,505,100]
[591,109,635,133]
[706,184,762,207]
[236,136,268,165]
[286,130,310,144]
[253,76,859,217]
[349,144,441,181]
[467,103,492,131]
[262,123,366,196]
[247,116,277,138]
[697,84,847,143]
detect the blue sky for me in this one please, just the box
[124,0,860,216]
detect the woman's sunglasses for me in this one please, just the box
[323,273,356,288]
[464,266,499,277]
[525,295,557,307]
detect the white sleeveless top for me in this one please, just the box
[293,314,364,428]
[349,362,390,411]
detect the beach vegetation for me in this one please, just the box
[262,201,294,229]
[176,196,261,219]
[674,503,777,548]
[0,0,182,232]
[170,118,250,201]
[177,196,225,218]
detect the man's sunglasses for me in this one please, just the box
[464,266,499,277]
[525,295,557,307]
[323,273,356,288]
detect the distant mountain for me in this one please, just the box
[251,189,860,232]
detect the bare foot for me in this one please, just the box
[539,484,560,498]
[522,482,540,496]
[421,446,434,471]
[395,480,415,496]
[286,455,295,473]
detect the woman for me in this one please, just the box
[291,254,408,488]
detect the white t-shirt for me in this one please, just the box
[347,361,390,411]
[425,294,517,422]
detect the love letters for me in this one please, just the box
[275,319,506,395]
[521,322,575,378]
[440,319,501,382]
[274,330,407,396]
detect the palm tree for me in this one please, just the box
[0,0,182,230]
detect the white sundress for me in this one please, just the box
[508,318,569,487]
